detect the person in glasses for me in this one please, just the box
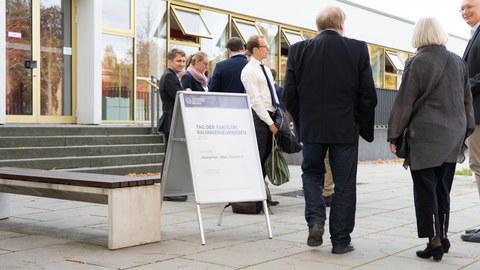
[460,0,480,243]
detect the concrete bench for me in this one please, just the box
[0,167,161,249]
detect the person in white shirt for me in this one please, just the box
[241,35,279,195]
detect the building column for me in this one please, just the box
[76,0,102,124]
[0,0,6,124]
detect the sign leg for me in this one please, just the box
[0,193,10,220]
[262,200,273,239]
[196,204,206,245]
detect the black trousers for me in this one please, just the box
[410,163,456,239]
[253,111,275,178]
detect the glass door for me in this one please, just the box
[6,0,74,123]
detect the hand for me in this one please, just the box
[389,143,396,154]
[269,123,279,135]
[185,88,192,91]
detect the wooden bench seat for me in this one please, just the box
[0,167,162,249]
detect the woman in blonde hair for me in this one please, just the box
[181,51,209,92]
[388,16,474,261]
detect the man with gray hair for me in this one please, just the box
[283,6,377,254]
[460,0,480,243]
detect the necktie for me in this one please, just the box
[260,64,278,108]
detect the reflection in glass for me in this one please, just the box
[302,31,317,40]
[102,0,131,29]
[385,52,405,71]
[283,31,303,46]
[136,0,167,121]
[102,34,134,120]
[233,20,261,43]
[200,10,229,76]
[40,0,72,116]
[172,8,211,38]
[6,0,33,115]
[368,44,383,89]
[257,21,279,73]
[170,44,199,58]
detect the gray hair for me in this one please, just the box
[315,6,346,32]
[411,16,448,48]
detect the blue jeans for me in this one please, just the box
[302,142,358,246]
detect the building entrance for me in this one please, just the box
[5,0,74,123]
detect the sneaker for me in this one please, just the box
[307,224,324,247]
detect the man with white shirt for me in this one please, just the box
[460,0,480,243]
[241,35,279,183]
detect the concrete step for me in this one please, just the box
[0,144,163,160]
[0,134,162,148]
[61,163,163,176]
[0,153,163,170]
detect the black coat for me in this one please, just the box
[209,54,248,93]
[157,68,183,133]
[463,26,480,124]
[283,30,377,144]
[181,71,207,92]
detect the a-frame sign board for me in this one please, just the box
[161,91,272,244]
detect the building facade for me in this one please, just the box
[0,0,469,159]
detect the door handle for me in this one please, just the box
[24,60,37,69]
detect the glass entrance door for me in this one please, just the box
[6,0,74,123]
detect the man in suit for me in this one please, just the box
[460,0,480,243]
[158,48,188,202]
[209,37,248,93]
[283,6,377,253]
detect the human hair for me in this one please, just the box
[186,51,208,67]
[246,35,265,54]
[167,48,186,61]
[270,68,277,80]
[315,6,346,31]
[227,37,245,52]
[411,16,448,48]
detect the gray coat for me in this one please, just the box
[387,45,475,170]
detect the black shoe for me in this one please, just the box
[270,200,280,206]
[307,224,324,247]
[461,231,480,242]
[163,196,188,202]
[441,238,450,253]
[332,243,354,254]
[465,228,480,234]
[416,243,444,261]
[323,195,332,207]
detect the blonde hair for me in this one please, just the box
[411,16,448,48]
[316,6,345,32]
[186,51,208,67]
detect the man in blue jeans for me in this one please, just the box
[283,6,377,254]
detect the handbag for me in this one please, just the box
[275,108,302,154]
[394,52,451,159]
[265,136,290,186]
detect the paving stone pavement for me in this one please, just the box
[0,161,479,270]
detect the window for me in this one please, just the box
[102,0,131,30]
[385,52,405,72]
[200,10,229,76]
[170,6,212,39]
[232,19,261,43]
[282,29,304,46]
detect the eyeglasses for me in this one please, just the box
[459,5,478,12]
[257,45,270,49]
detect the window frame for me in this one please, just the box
[170,6,213,39]
[281,29,304,46]
[231,18,262,43]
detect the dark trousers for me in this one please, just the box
[160,132,169,181]
[301,142,358,246]
[410,163,456,239]
[253,111,274,178]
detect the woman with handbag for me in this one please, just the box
[387,16,475,262]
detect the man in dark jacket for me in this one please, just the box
[158,48,188,202]
[209,37,248,93]
[283,6,377,254]
[460,0,480,243]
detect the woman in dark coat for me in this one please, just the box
[181,51,209,92]
[388,16,475,261]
